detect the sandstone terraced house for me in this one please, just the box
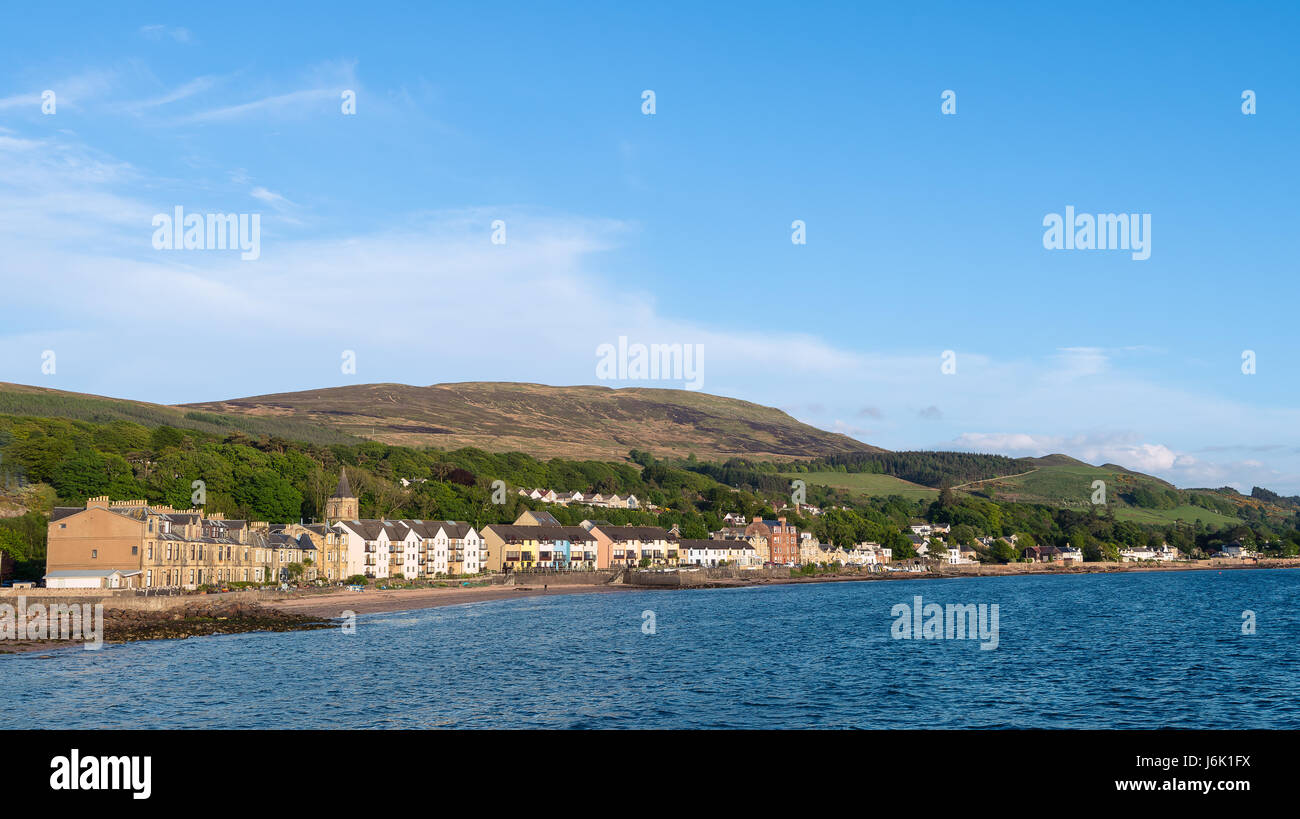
[745,515,799,565]
[45,496,347,590]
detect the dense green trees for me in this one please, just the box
[3,412,1298,574]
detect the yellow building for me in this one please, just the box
[481,512,599,572]
[45,496,340,590]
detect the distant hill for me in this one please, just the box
[2,381,1293,524]
[180,382,883,462]
[0,382,359,446]
[958,461,1272,525]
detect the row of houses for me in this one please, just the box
[490,510,763,570]
[40,474,774,588]
[518,488,650,510]
[49,471,1239,588]
[43,496,350,589]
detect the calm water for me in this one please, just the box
[5,569,1298,728]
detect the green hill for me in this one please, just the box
[181,382,882,462]
[779,470,939,501]
[962,462,1252,525]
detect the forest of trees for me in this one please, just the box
[681,450,1026,489]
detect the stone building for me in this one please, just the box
[44,496,341,589]
[324,469,360,523]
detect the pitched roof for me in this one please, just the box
[332,468,354,499]
[592,524,672,542]
[483,524,596,543]
[435,521,476,539]
[676,538,755,551]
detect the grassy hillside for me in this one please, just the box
[780,470,939,501]
[963,462,1249,525]
[182,381,881,461]
[1113,504,1243,527]
[0,382,359,446]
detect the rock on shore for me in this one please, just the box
[102,601,337,643]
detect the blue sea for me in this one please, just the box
[6,569,1298,729]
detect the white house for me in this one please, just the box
[1216,542,1253,559]
[678,538,759,567]
[430,521,485,575]
[333,519,403,579]
[1121,543,1179,562]
[43,569,142,589]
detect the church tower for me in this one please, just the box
[324,468,359,523]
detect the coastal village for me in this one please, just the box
[36,469,1240,590]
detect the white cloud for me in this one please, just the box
[0,69,117,111]
[125,75,222,112]
[950,431,1179,471]
[3,129,1300,493]
[139,25,192,44]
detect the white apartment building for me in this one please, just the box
[333,519,487,579]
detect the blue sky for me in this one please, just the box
[1,1,1298,492]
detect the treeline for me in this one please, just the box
[0,414,759,538]
[683,451,1026,489]
[797,450,1026,486]
[1252,486,1300,509]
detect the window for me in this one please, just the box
[91,550,98,559]
[132,546,138,556]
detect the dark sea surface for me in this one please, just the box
[6,569,1298,728]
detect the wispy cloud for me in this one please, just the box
[139,25,193,44]
[176,60,358,123]
[0,69,117,111]
[181,88,338,123]
[125,75,223,113]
